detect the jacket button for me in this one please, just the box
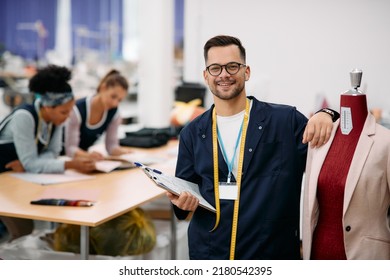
[345,226,351,232]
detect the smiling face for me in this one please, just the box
[203,45,250,102]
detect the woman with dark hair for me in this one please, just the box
[0,64,96,240]
[0,64,96,174]
[64,69,131,160]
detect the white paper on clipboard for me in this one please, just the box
[135,162,216,213]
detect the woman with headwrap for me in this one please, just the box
[0,65,96,241]
[0,64,96,174]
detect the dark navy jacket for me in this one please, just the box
[174,96,308,260]
[75,97,117,151]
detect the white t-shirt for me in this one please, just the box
[216,100,252,180]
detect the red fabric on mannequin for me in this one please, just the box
[311,94,367,260]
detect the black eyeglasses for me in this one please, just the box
[206,62,246,76]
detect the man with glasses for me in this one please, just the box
[167,35,338,260]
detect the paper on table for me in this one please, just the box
[10,170,95,185]
[135,162,216,213]
[107,152,165,165]
[95,160,123,173]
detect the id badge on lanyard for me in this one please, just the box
[219,182,238,200]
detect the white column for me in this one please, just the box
[54,0,72,66]
[137,0,175,128]
[122,0,139,62]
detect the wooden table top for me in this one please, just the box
[0,140,178,227]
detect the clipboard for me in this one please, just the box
[135,162,216,213]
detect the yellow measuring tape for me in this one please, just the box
[211,98,250,260]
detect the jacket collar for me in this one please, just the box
[194,96,266,178]
[343,113,375,212]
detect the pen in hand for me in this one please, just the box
[30,199,94,207]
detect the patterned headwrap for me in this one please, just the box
[35,91,74,107]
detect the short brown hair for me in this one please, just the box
[203,35,246,63]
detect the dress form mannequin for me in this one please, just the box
[311,69,368,259]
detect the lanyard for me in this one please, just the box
[217,121,243,183]
[211,98,250,260]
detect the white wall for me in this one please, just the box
[183,0,390,116]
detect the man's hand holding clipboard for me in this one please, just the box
[134,162,216,213]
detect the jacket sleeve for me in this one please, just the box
[12,110,64,173]
[173,125,198,220]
